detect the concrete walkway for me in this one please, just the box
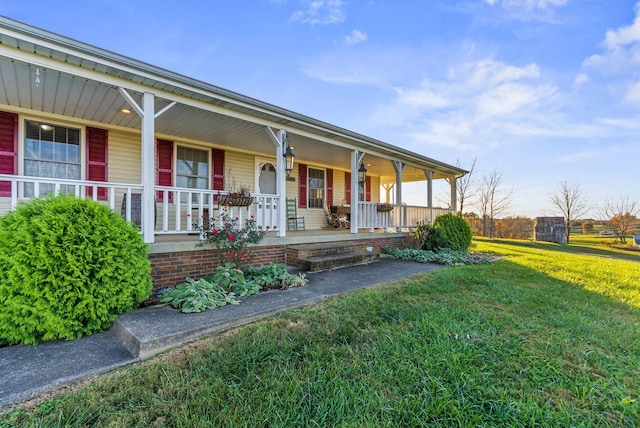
[0,258,441,409]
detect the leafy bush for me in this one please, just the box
[409,221,446,251]
[160,263,308,314]
[382,246,495,265]
[244,263,308,290]
[159,276,241,313]
[0,195,152,345]
[433,213,473,252]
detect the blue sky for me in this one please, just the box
[2,0,639,218]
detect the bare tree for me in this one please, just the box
[477,168,513,238]
[455,156,478,216]
[598,196,639,244]
[549,181,590,244]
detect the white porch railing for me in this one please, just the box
[0,176,281,235]
[153,186,280,234]
[0,174,145,223]
[357,202,453,231]
[1,175,452,237]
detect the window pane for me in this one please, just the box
[40,141,53,160]
[68,144,80,163]
[308,167,325,209]
[176,146,209,191]
[53,142,67,161]
[24,121,81,183]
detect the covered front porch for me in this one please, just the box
[0,16,465,246]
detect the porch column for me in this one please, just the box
[140,93,156,244]
[392,161,405,231]
[450,175,458,215]
[119,88,176,244]
[350,150,365,234]
[425,169,434,223]
[266,127,287,237]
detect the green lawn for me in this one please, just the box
[2,238,639,426]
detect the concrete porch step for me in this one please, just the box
[288,241,370,259]
[299,251,380,272]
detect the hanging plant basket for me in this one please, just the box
[377,203,394,213]
[217,194,254,207]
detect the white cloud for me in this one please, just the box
[469,59,540,87]
[345,29,367,45]
[291,0,345,25]
[366,58,567,151]
[573,73,589,86]
[624,81,640,103]
[584,3,640,73]
[483,0,569,10]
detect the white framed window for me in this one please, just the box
[24,120,81,196]
[176,146,209,203]
[308,167,325,208]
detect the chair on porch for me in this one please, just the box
[323,201,349,229]
[286,198,305,231]
[121,193,157,227]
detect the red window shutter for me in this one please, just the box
[156,139,173,202]
[345,172,351,203]
[212,148,225,203]
[86,127,108,201]
[298,163,307,208]
[366,176,371,202]
[326,168,333,206]
[0,111,18,197]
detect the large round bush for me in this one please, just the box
[0,195,152,345]
[433,213,473,252]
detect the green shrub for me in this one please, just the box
[0,195,152,345]
[160,263,309,314]
[244,263,308,290]
[433,213,473,252]
[409,221,446,251]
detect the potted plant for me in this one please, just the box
[218,171,254,206]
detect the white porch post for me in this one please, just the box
[392,161,405,231]
[266,127,287,237]
[425,169,434,223]
[450,175,458,215]
[140,93,156,244]
[118,89,175,244]
[350,150,364,234]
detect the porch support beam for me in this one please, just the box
[424,169,434,223]
[119,88,175,243]
[350,150,365,234]
[449,176,458,215]
[382,183,395,204]
[392,161,406,231]
[266,127,287,237]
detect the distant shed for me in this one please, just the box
[534,217,567,244]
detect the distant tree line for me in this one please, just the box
[451,159,639,244]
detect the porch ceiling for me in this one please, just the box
[0,16,465,183]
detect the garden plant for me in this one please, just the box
[0,195,152,345]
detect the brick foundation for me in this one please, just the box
[149,235,407,289]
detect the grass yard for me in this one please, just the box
[2,238,639,426]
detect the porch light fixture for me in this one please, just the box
[358,162,368,183]
[121,108,131,114]
[283,139,295,176]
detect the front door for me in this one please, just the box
[256,162,278,230]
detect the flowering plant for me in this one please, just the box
[198,210,265,268]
